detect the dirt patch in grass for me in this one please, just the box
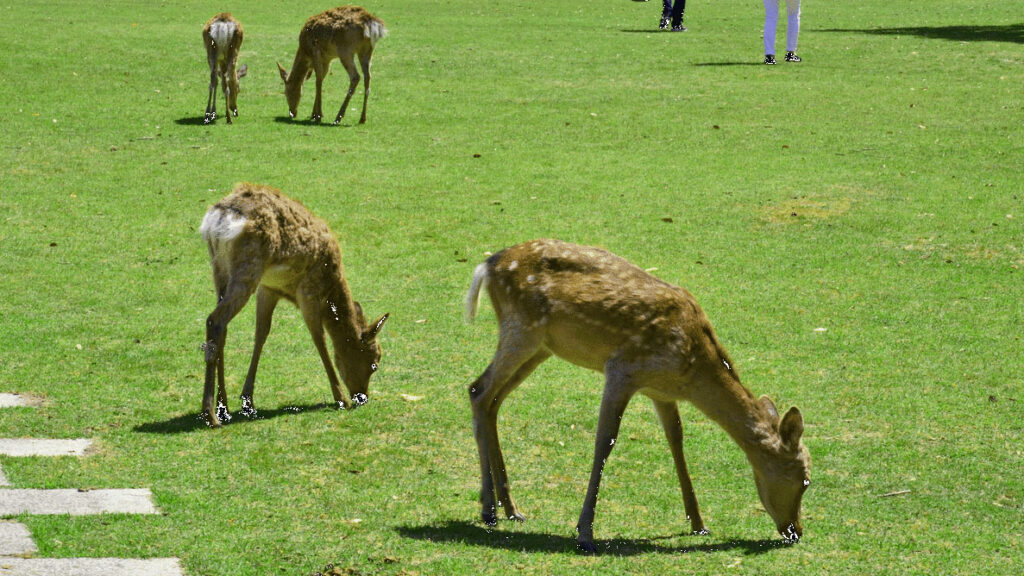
[760,195,854,224]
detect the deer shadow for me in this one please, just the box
[693,62,764,67]
[396,520,789,557]
[174,116,212,126]
[817,23,1024,44]
[133,402,336,434]
[272,116,358,127]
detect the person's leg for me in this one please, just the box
[763,0,780,56]
[660,0,672,29]
[785,0,801,53]
[671,0,686,28]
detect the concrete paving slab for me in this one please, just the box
[0,439,92,458]
[0,489,158,516]
[0,557,182,575]
[0,521,37,556]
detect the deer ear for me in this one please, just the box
[759,395,780,423]
[277,62,288,82]
[779,407,805,448]
[304,68,313,81]
[364,313,389,341]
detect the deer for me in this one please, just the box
[198,183,389,427]
[277,5,387,125]
[465,239,811,553]
[202,13,247,124]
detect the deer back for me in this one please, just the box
[201,183,346,300]
[299,6,385,56]
[478,239,722,374]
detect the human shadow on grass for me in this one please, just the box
[619,29,677,34]
[817,23,1024,44]
[397,520,788,556]
[133,402,335,434]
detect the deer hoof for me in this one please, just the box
[481,511,498,527]
[508,512,526,522]
[576,539,599,555]
[311,114,322,123]
[240,397,258,419]
[201,411,221,428]
[216,403,232,423]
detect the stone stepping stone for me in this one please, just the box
[0,557,183,575]
[0,521,37,556]
[0,489,158,516]
[0,439,94,487]
[0,439,92,457]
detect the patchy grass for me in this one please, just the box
[0,1,1021,575]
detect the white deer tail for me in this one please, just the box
[364,20,388,46]
[465,263,490,323]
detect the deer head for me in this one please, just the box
[331,302,389,406]
[277,62,311,119]
[753,396,811,541]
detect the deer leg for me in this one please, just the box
[215,324,230,423]
[333,52,360,125]
[297,297,348,409]
[486,351,550,523]
[220,71,232,125]
[203,277,258,427]
[653,400,708,535]
[239,287,280,418]
[576,363,638,553]
[469,326,547,525]
[310,56,326,123]
[227,58,240,117]
[356,49,372,124]
[205,63,218,124]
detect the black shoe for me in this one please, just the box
[671,25,687,32]
[659,15,670,29]
[785,52,802,62]
[764,54,776,65]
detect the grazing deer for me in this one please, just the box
[277,5,387,124]
[465,239,811,553]
[199,183,389,427]
[202,13,246,124]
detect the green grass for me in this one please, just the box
[0,0,1021,574]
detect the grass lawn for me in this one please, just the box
[0,0,1020,574]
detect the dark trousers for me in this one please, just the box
[662,0,686,27]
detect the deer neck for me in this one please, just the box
[320,272,362,341]
[691,370,781,463]
[286,52,310,89]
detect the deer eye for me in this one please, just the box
[370,362,378,373]
[803,479,811,487]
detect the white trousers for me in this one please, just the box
[764,0,801,55]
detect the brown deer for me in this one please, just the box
[202,13,246,124]
[277,5,387,124]
[465,239,811,553]
[199,183,389,427]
